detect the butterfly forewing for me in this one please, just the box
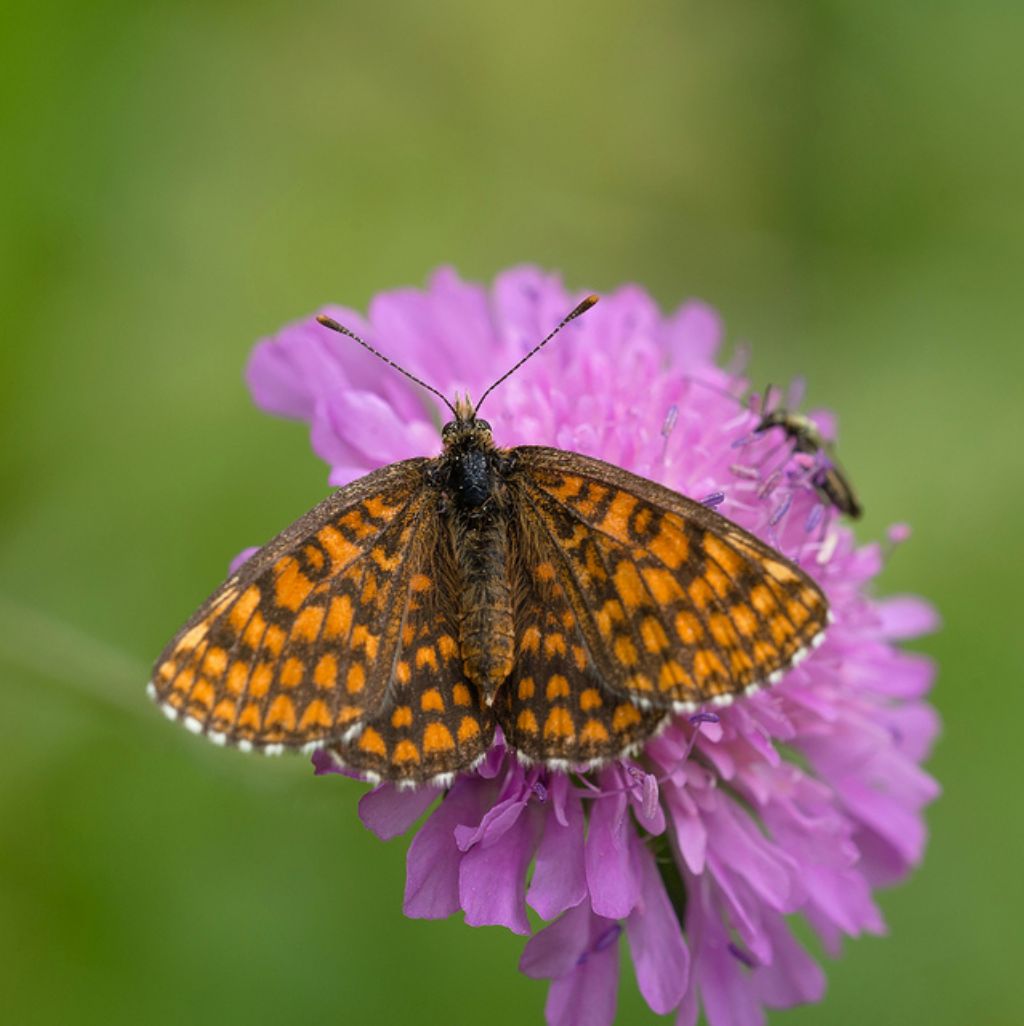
[150,459,436,750]
[512,446,829,711]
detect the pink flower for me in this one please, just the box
[248,267,940,1026]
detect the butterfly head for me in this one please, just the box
[441,394,494,451]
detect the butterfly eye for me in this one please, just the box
[475,419,492,432]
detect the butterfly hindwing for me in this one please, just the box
[512,446,829,711]
[150,459,438,751]
[496,547,668,767]
[325,519,496,783]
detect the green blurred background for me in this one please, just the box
[2,2,1020,1024]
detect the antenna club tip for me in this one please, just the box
[315,314,340,330]
[584,293,599,306]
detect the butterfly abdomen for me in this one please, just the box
[452,503,515,704]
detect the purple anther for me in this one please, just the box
[700,491,725,509]
[728,942,757,968]
[661,404,678,438]
[689,712,720,726]
[806,504,824,533]
[532,781,548,803]
[769,494,792,526]
[593,924,622,952]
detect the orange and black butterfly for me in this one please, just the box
[753,385,862,520]
[149,297,830,786]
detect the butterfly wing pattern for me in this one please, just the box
[151,398,830,784]
[510,447,829,713]
[151,459,441,752]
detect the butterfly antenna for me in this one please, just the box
[316,315,458,417]
[473,294,599,417]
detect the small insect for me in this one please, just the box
[753,386,862,519]
[149,298,829,786]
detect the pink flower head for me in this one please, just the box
[247,267,940,1026]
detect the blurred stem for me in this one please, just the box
[0,593,147,717]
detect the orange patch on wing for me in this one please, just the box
[358,728,386,756]
[731,603,758,637]
[516,709,539,735]
[230,586,262,630]
[709,614,739,648]
[536,562,556,582]
[452,683,472,707]
[658,660,691,690]
[324,594,354,639]
[280,657,305,689]
[421,688,444,712]
[299,699,332,730]
[393,739,420,764]
[237,702,262,732]
[202,647,228,677]
[543,632,566,657]
[521,626,542,654]
[437,634,458,660]
[189,678,215,711]
[173,668,196,693]
[242,611,267,650]
[786,600,811,627]
[293,606,325,642]
[250,663,273,698]
[543,707,575,739]
[594,599,625,639]
[581,719,610,743]
[458,716,481,742]
[314,654,338,689]
[263,624,286,656]
[640,616,669,653]
[423,723,455,754]
[363,495,396,519]
[648,523,687,569]
[211,699,237,726]
[614,636,639,666]
[693,649,726,684]
[546,674,570,700]
[572,645,587,671]
[613,561,647,610]
[580,687,603,711]
[415,646,438,670]
[749,585,777,616]
[265,695,297,731]
[687,577,714,610]
[346,663,366,694]
[703,534,744,576]
[612,703,642,731]
[391,706,413,728]
[640,566,682,605]
[317,525,359,567]
[410,573,432,592]
[602,491,637,537]
[274,557,313,611]
[518,677,536,700]
[351,626,379,661]
[396,660,411,685]
[370,546,401,572]
[226,661,248,696]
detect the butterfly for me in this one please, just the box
[753,385,862,519]
[149,296,830,787]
